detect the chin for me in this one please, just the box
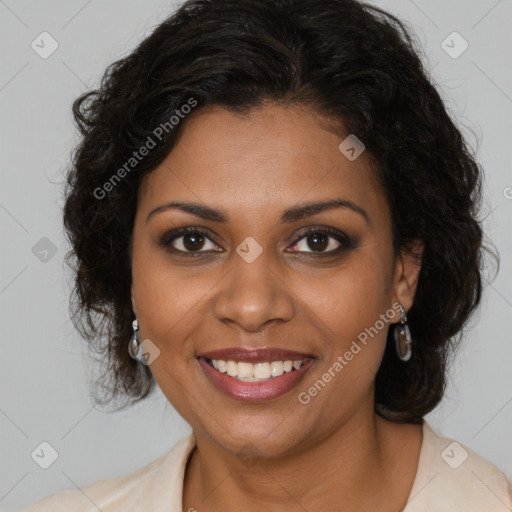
[199,412,312,459]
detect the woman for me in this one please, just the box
[20,0,511,510]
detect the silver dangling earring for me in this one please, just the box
[394,304,412,362]
[128,319,142,361]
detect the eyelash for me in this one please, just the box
[158,226,357,257]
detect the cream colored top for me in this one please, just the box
[19,420,512,511]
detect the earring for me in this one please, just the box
[394,304,412,362]
[128,319,142,361]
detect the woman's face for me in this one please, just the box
[131,103,420,457]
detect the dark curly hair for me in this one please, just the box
[62,0,496,422]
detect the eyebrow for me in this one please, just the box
[145,198,370,225]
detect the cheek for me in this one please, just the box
[131,247,204,414]
[295,286,390,425]
[292,251,393,344]
[291,254,392,403]
[131,240,211,349]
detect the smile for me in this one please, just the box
[206,358,308,381]
[197,355,315,402]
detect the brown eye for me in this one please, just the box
[302,232,332,252]
[160,227,221,254]
[287,227,357,255]
[180,232,207,251]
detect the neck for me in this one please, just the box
[183,405,421,511]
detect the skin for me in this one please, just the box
[130,103,424,511]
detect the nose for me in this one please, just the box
[213,252,295,334]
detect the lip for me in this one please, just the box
[197,355,315,403]
[198,346,315,363]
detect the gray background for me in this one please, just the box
[1,0,511,510]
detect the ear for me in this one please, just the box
[391,240,423,320]
[130,283,137,317]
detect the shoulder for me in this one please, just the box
[17,433,196,512]
[405,420,512,512]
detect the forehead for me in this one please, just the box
[138,104,388,225]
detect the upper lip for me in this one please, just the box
[198,347,315,363]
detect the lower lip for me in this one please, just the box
[198,357,315,402]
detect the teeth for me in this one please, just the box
[271,361,283,377]
[254,362,271,379]
[226,361,238,377]
[208,358,309,381]
[238,362,253,379]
